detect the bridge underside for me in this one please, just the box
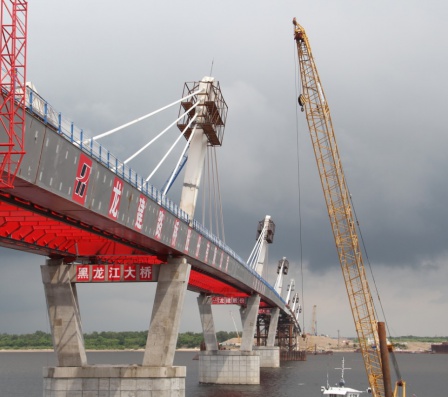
[0,192,247,299]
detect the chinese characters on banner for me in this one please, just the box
[171,219,180,247]
[258,308,271,315]
[76,264,155,282]
[108,176,123,220]
[211,297,247,305]
[195,235,202,258]
[72,154,93,205]
[204,242,210,262]
[134,194,147,230]
[154,208,165,240]
[184,228,192,252]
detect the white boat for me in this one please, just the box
[321,357,371,396]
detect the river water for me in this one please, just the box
[0,351,445,396]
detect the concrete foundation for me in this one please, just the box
[198,350,260,384]
[43,365,186,397]
[253,346,280,367]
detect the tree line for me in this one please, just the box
[0,330,238,350]
[1,332,443,350]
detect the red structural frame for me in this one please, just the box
[0,0,27,188]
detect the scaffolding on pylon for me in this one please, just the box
[0,0,27,188]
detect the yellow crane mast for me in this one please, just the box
[292,18,385,397]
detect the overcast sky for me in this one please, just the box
[1,0,447,339]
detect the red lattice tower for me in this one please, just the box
[0,0,27,188]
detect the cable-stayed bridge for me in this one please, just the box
[1,80,302,394]
[0,3,302,395]
[1,82,292,310]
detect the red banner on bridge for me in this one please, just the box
[75,264,158,283]
[211,297,247,305]
[108,177,123,220]
[72,154,92,205]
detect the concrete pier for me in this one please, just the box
[198,350,260,384]
[41,259,87,367]
[197,293,219,350]
[143,258,191,367]
[43,366,186,396]
[255,307,280,367]
[197,293,263,385]
[239,294,261,352]
[253,346,280,367]
[42,257,191,397]
[266,307,280,347]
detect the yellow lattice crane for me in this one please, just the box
[292,18,405,397]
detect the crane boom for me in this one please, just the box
[292,19,385,397]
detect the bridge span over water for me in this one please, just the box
[0,4,303,395]
[1,84,289,311]
[1,72,303,394]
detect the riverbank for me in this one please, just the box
[0,348,200,353]
[302,335,433,353]
[0,337,436,354]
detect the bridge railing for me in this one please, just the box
[24,86,285,305]
[25,87,190,224]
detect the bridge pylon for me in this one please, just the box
[178,76,228,220]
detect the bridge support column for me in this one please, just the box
[254,307,280,367]
[41,258,87,367]
[266,307,280,347]
[143,257,191,366]
[42,257,190,397]
[197,293,218,350]
[198,294,261,384]
[239,294,261,351]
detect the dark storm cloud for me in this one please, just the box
[0,0,447,336]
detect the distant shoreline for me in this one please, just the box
[0,348,200,353]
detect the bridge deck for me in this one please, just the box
[0,89,287,311]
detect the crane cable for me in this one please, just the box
[349,189,403,383]
[293,40,306,334]
[348,188,389,330]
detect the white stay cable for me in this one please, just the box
[145,113,198,182]
[210,149,219,239]
[162,124,198,196]
[285,279,295,304]
[256,227,268,266]
[91,88,204,141]
[246,225,266,269]
[213,147,226,243]
[273,260,284,291]
[206,150,213,233]
[123,101,200,166]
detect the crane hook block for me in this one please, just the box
[298,94,305,112]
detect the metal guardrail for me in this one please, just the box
[24,87,285,305]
